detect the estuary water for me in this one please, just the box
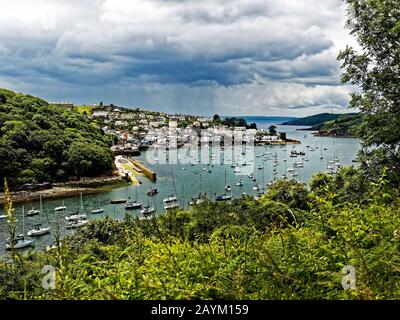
[0,118,361,253]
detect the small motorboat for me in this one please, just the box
[46,242,60,252]
[140,206,155,215]
[139,215,153,221]
[91,208,104,214]
[6,235,34,250]
[0,214,7,220]
[225,185,232,192]
[54,206,67,212]
[66,219,89,229]
[147,188,159,196]
[27,224,51,237]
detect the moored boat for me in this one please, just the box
[27,224,51,237]
[125,201,143,210]
[65,213,87,221]
[110,199,127,204]
[6,235,34,250]
[215,194,232,201]
[66,219,89,229]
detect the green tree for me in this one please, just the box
[338,0,400,179]
[213,114,221,123]
[268,125,277,135]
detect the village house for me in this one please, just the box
[109,108,122,118]
[91,110,109,119]
[114,120,128,127]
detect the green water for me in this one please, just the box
[0,124,361,253]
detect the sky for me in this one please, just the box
[0,0,358,116]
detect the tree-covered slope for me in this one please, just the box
[281,113,340,125]
[309,113,362,136]
[0,89,113,189]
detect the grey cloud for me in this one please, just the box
[0,0,353,116]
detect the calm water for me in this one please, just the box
[0,120,361,253]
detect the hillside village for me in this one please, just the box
[51,101,298,156]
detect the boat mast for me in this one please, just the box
[39,193,43,212]
[181,184,185,209]
[171,168,177,196]
[22,205,25,235]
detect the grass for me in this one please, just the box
[120,162,141,185]
[74,105,95,115]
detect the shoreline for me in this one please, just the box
[0,175,130,205]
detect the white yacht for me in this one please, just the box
[163,196,177,203]
[65,213,87,221]
[6,235,34,250]
[27,224,51,237]
[66,219,89,229]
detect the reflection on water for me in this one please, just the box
[0,123,361,253]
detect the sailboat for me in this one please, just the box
[27,209,40,216]
[164,169,179,210]
[65,193,87,220]
[6,206,34,250]
[164,202,179,210]
[215,194,233,201]
[27,194,42,216]
[65,211,87,221]
[125,188,143,210]
[224,171,231,191]
[189,174,206,205]
[27,223,51,237]
[66,218,89,229]
[91,195,104,214]
[54,200,67,212]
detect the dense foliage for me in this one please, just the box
[282,113,354,126]
[0,89,114,188]
[1,168,399,300]
[213,115,257,129]
[311,113,362,136]
[338,0,400,179]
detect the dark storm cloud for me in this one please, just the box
[0,0,354,115]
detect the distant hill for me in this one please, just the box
[281,113,345,126]
[311,113,362,137]
[281,112,362,137]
